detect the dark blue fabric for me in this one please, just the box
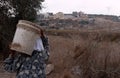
[16,50,47,78]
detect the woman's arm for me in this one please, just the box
[41,36,50,61]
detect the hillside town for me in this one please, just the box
[35,11,120,30]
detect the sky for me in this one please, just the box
[41,0,120,16]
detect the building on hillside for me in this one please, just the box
[72,11,79,17]
[64,14,75,19]
[53,12,64,19]
[36,11,88,20]
[79,11,88,19]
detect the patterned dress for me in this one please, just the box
[4,37,49,78]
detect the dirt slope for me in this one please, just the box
[47,29,120,78]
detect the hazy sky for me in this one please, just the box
[41,0,120,16]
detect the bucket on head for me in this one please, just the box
[10,20,41,55]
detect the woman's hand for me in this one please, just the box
[9,50,16,58]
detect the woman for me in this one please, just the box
[4,28,49,78]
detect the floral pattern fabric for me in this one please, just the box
[16,50,47,78]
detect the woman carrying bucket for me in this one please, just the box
[4,20,49,78]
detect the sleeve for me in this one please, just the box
[41,36,50,61]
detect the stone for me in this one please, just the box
[45,64,54,75]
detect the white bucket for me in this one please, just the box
[10,20,41,55]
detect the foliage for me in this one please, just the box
[12,0,44,20]
[0,0,44,22]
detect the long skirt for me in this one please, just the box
[4,50,48,78]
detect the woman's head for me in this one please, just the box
[39,28,45,37]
